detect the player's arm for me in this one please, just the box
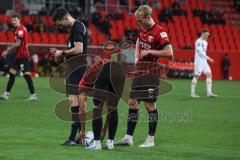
[140,44,174,60]
[135,38,139,64]
[196,42,214,63]
[62,41,83,55]
[50,42,83,57]
[1,39,21,57]
[50,23,85,57]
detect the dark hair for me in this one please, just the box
[12,13,21,20]
[52,7,69,22]
[197,29,209,37]
[201,29,209,34]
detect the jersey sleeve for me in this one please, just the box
[72,22,86,43]
[157,29,171,49]
[195,40,209,59]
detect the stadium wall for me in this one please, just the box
[173,50,240,80]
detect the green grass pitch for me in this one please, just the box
[0,77,240,160]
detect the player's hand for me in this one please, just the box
[50,48,63,57]
[77,131,85,144]
[208,58,214,63]
[1,50,8,58]
[139,50,150,59]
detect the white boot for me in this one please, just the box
[106,139,114,150]
[26,94,38,101]
[0,92,10,100]
[139,135,155,148]
[207,93,218,98]
[191,93,200,98]
[85,140,101,150]
[114,135,133,146]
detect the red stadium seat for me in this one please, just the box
[109,28,119,40]
[32,32,41,44]
[57,34,67,44]
[0,15,5,23]
[48,33,58,44]
[40,33,49,44]
[22,16,32,26]
[47,17,54,26]
[0,31,7,42]
[6,32,15,43]
[40,16,48,25]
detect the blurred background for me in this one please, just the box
[0,0,239,79]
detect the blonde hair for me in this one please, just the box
[134,5,152,19]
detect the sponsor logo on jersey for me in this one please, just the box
[148,35,154,43]
[139,40,151,49]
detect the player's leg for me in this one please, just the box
[115,73,143,146]
[106,105,118,150]
[62,94,81,146]
[191,63,202,97]
[204,65,218,98]
[63,65,87,145]
[191,75,200,97]
[76,92,87,143]
[0,68,17,100]
[114,98,138,146]
[139,101,158,148]
[127,99,139,141]
[100,91,120,150]
[86,97,104,150]
[105,80,124,150]
[21,59,37,101]
[23,72,37,101]
[0,56,20,100]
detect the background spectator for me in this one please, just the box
[222,54,231,80]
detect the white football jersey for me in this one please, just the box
[194,38,209,64]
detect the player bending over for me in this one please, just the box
[79,58,125,150]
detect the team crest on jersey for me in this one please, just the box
[18,30,23,35]
[160,32,167,38]
[148,35,154,43]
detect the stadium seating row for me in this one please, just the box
[0,0,239,52]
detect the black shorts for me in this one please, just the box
[66,65,87,95]
[11,58,31,73]
[93,62,125,107]
[129,75,160,102]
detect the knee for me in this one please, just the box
[193,75,199,80]
[128,99,138,109]
[69,95,79,107]
[9,68,16,75]
[93,97,104,107]
[23,71,30,76]
[79,105,86,113]
[108,108,118,117]
[144,102,156,111]
[206,73,212,78]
